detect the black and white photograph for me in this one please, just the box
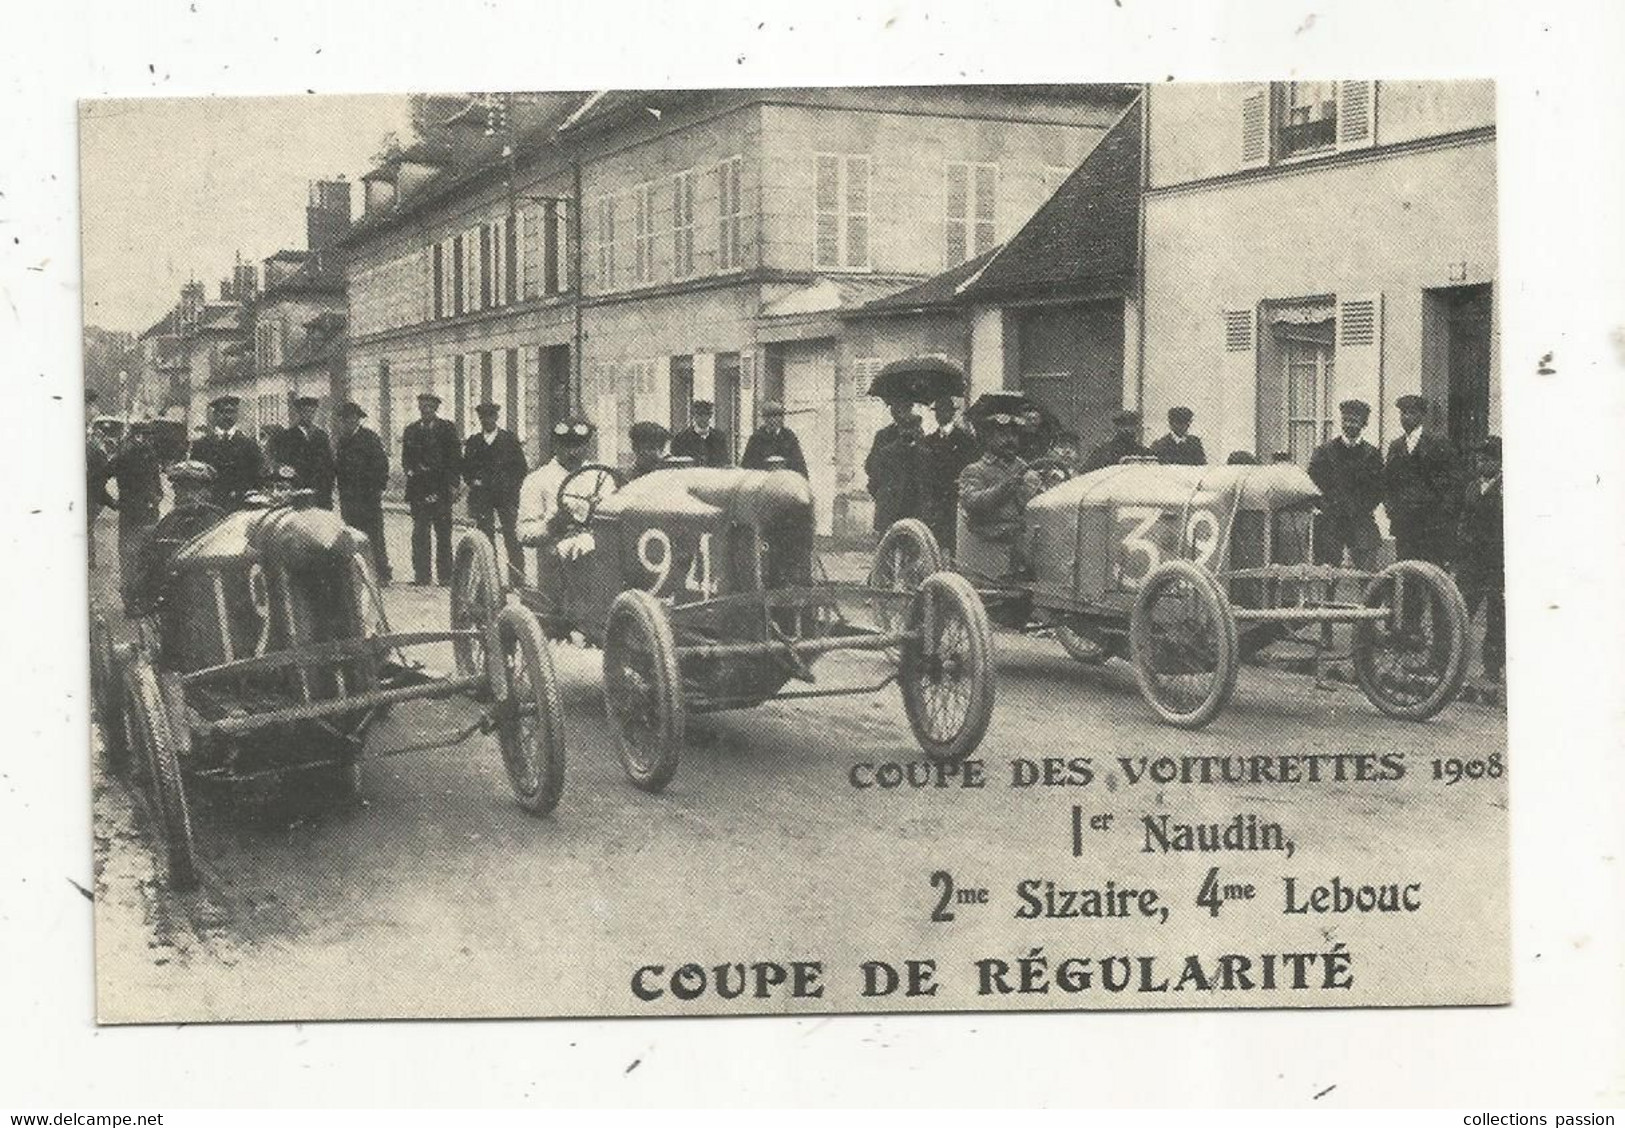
[80,78,1513,1023]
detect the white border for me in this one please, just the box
[4,0,1622,1109]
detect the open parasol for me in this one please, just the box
[866,356,967,404]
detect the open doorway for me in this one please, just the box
[1422,283,1493,452]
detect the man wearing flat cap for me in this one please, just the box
[190,395,264,510]
[741,400,808,477]
[334,402,391,584]
[1456,436,1504,685]
[101,420,166,613]
[1150,406,1207,466]
[1384,393,1459,569]
[401,390,462,585]
[671,399,731,468]
[127,461,223,618]
[268,395,336,509]
[1083,409,1153,472]
[628,421,673,479]
[463,402,529,586]
[1308,399,1385,570]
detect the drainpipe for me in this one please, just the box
[1134,84,1150,414]
[572,156,584,412]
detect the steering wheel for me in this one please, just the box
[555,463,625,532]
[1028,455,1077,491]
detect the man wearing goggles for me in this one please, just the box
[517,416,601,565]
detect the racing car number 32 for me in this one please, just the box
[636,527,719,603]
[1114,505,1221,588]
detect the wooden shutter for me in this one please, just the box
[814,155,841,268]
[1240,84,1270,168]
[845,155,870,268]
[1336,81,1376,151]
[1219,306,1259,458]
[1335,293,1384,433]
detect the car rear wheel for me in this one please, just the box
[1352,559,1469,721]
[451,532,501,679]
[1129,559,1239,729]
[493,604,566,815]
[124,658,198,890]
[900,572,996,762]
[603,589,684,793]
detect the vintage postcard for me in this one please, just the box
[82,82,1507,1023]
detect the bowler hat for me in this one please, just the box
[629,420,670,446]
[417,391,442,405]
[1338,399,1371,421]
[1395,394,1429,412]
[1167,406,1194,425]
[691,399,714,412]
[474,401,500,415]
[338,402,366,418]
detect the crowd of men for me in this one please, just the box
[88,383,1503,686]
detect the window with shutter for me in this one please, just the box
[945,162,997,266]
[452,235,464,314]
[633,183,655,285]
[814,154,841,268]
[595,197,617,290]
[717,156,743,272]
[541,201,559,295]
[504,215,518,304]
[555,201,573,291]
[1240,85,1270,167]
[845,155,869,268]
[1336,81,1376,150]
[672,170,695,278]
[813,153,871,270]
[431,243,444,319]
[1335,293,1384,423]
[1219,306,1260,458]
[479,225,493,309]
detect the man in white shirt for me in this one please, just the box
[517,416,602,564]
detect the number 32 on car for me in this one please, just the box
[1114,505,1221,588]
[635,527,718,604]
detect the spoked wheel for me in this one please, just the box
[451,532,502,678]
[1054,617,1111,665]
[1129,559,1239,729]
[488,604,566,815]
[899,572,996,762]
[1353,559,1469,720]
[90,614,130,771]
[123,659,198,890]
[869,518,945,634]
[602,589,684,793]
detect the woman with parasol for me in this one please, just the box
[862,357,967,534]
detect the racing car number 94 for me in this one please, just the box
[636,527,719,604]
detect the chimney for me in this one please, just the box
[179,281,205,334]
[233,259,258,302]
[308,178,352,251]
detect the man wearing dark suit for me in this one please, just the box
[740,400,808,476]
[865,398,925,533]
[401,390,461,585]
[334,401,392,584]
[1149,406,1207,466]
[1384,394,1459,568]
[920,395,979,553]
[670,399,731,468]
[1456,436,1504,684]
[268,395,336,508]
[1308,399,1385,570]
[1083,409,1153,472]
[190,395,265,510]
[463,401,529,586]
[101,421,165,613]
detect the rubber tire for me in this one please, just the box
[90,614,130,772]
[125,659,199,891]
[602,589,684,793]
[1128,559,1240,730]
[1353,559,1470,721]
[493,604,567,815]
[451,532,502,678]
[1054,620,1110,665]
[870,518,946,590]
[900,571,997,762]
